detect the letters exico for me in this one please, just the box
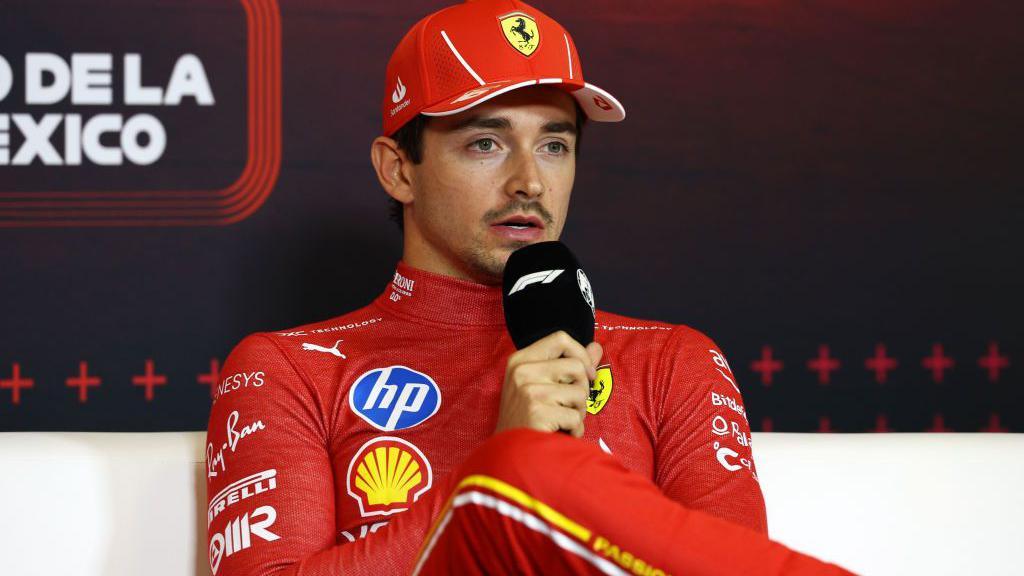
[0,53,213,166]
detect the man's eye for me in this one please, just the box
[471,138,496,152]
[546,142,567,154]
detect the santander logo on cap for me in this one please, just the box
[388,75,412,118]
[391,76,408,104]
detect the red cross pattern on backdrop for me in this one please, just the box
[132,359,167,402]
[750,346,783,386]
[865,343,899,384]
[818,416,833,433]
[922,343,955,383]
[1,363,34,405]
[874,414,893,433]
[739,341,1013,432]
[928,414,954,433]
[981,414,1009,432]
[66,361,102,403]
[978,342,1010,382]
[197,358,222,399]
[745,341,1011,387]
[807,345,841,385]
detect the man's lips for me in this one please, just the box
[490,214,546,241]
[491,214,545,229]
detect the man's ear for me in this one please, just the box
[370,136,415,204]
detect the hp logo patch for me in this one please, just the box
[348,366,441,431]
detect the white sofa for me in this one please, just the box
[0,432,1020,575]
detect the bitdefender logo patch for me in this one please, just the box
[0,0,281,227]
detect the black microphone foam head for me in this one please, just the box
[502,241,596,349]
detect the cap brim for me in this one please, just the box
[570,82,626,122]
[421,78,625,122]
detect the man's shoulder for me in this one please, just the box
[260,304,387,341]
[225,303,386,361]
[594,309,715,348]
[595,310,738,399]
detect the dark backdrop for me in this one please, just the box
[1,0,1020,432]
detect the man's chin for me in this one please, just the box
[464,244,522,284]
[467,233,557,283]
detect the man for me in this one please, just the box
[206,1,852,574]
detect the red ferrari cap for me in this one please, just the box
[381,0,626,136]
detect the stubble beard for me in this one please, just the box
[464,201,554,282]
[462,235,530,284]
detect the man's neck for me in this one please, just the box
[376,261,506,327]
[401,228,501,286]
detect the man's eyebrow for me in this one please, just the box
[541,120,577,135]
[450,115,512,132]
[448,115,577,135]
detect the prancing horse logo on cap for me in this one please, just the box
[499,12,539,57]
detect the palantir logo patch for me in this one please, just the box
[348,365,440,431]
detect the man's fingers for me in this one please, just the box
[496,332,600,439]
[542,405,584,437]
[511,358,589,389]
[544,380,589,413]
[587,341,603,369]
[510,331,594,380]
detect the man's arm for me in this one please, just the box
[652,326,768,533]
[206,334,445,576]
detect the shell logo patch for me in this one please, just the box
[499,12,539,57]
[346,436,433,518]
[587,365,613,415]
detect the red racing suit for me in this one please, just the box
[205,261,779,575]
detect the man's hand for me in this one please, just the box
[495,331,603,438]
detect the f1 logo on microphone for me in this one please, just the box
[508,269,564,295]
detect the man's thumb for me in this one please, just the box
[586,341,603,370]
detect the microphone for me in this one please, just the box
[502,241,596,349]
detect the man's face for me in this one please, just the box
[405,85,578,283]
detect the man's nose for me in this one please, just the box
[504,151,545,200]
